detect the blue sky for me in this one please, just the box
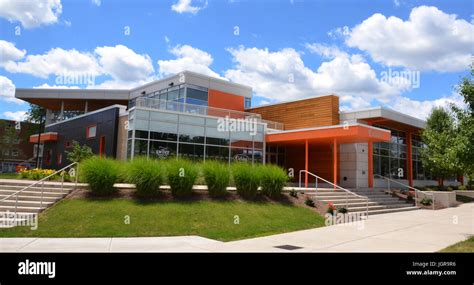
[0,0,472,121]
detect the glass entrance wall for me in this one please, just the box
[126,107,266,164]
[372,125,408,179]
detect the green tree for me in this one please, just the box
[66,141,93,163]
[420,108,460,186]
[452,64,474,177]
[25,104,46,124]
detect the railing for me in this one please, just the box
[136,97,261,120]
[374,174,435,210]
[135,97,285,130]
[0,162,79,224]
[298,170,369,217]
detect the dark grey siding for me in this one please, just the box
[43,107,120,169]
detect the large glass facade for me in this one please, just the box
[126,107,265,164]
[372,126,408,179]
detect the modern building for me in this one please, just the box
[15,71,463,188]
[0,120,38,173]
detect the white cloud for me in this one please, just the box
[3,110,27,121]
[0,42,155,89]
[91,0,101,6]
[224,45,406,109]
[157,45,223,79]
[0,40,26,66]
[390,93,466,120]
[346,6,474,72]
[95,45,154,82]
[4,48,101,79]
[0,0,62,28]
[0,75,23,104]
[171,0,207,14]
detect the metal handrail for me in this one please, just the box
[1,162,79,225]
[373,174,435,210]
[298,170,369,217]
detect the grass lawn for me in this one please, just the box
[440,236,474,252]
[0,198,325,241]
[0,173,20,179]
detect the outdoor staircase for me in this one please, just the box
[0,179,84,228]
[306,188,418,215]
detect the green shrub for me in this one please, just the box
[232,163,260,199]
[337,207,348,214]
[165,159,199,197]
[446,186,454,191]
[420,198,433,206]
[80,157,119,196]
[289,189,298,198]
[260,165,288,198]
[126,157,164,197]
[202,161,230,197]
[458,185,467,191]
[304,198,315,207]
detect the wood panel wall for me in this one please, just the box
[248,95,339,130]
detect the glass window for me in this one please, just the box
[149,141,176,159]
[244,97,251,109]
[179,124,205,144]
[206,137,230,146]
[150,132,177,142]
[86,125,97,139]
[167,86,180,101]
[133,139,148,157]
[186,87,208,102]
[231,148,252,163]
[178,143,204,160]
[135,130,149,139]
[206,146,229,161]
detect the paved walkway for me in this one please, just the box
[1,203,473,252]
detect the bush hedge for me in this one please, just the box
[203,160,230,197]
[126,157,164,197]
[81,157,120,196]
[260,164,288,198]
[232,163,260,199]
[166,159,198,197]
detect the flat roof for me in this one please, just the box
[15,71,253,107]
[340,106,426,129]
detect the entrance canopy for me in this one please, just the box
[266,123,391,144]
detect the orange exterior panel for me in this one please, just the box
[266,125,391,144]
[29,132,58,143]
[208,89,245,112]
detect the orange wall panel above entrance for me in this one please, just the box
[208,89,245,112]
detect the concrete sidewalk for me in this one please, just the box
[1,203,473,252]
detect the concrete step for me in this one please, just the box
[0,185,75,193]
[0,180,86,189]
[348,203,415,212]
[367,206,419,215]
[310,195,369,200]
[0,205,44,213]
[0,199,54,208]
[0,189,68,198]
[0,194,62,202]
